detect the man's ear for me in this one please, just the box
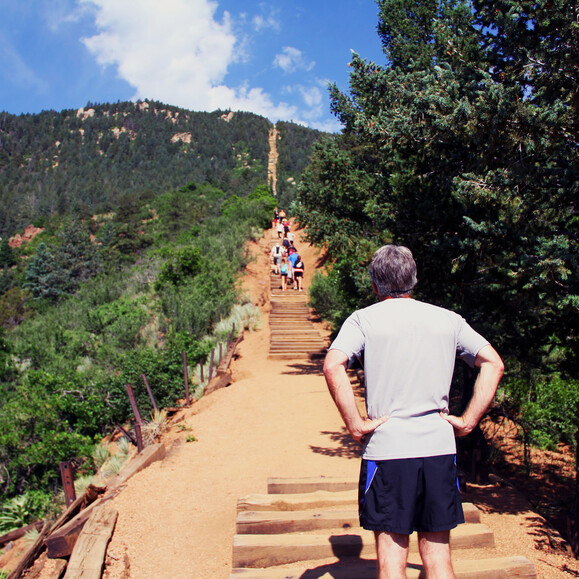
[371,281,380,297]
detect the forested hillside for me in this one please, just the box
[0,101,323,529]
[0,101,322,238]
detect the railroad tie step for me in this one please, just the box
[236,504,480,534]
[231,524,495,568]
[267,352,326,360]
[229,556,537,578]
[267,476,357,493]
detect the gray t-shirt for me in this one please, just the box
[329,298,489,460]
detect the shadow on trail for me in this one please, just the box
[310,427,361,460]
[282,359,324,375]
[297,535,422,578]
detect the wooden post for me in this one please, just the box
[116,423,138,447]
[183,351,190,406]
[219,343,223,363]
[200,362,204,384]
[141,374,158,412]
[208,348,215,382]
[125,384,143,452]
[60,461,77,507]
[134,423,144,453]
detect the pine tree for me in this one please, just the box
[23,243,62,301]
[0,237,16,269]
[295,0,578,377]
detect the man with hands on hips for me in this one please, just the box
[324,244,503,579]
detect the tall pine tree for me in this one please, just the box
[296,0,577,379]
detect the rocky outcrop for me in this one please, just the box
[9,225,44,248]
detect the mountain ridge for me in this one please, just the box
[0,101,324,237]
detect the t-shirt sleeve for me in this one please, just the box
[456,317,490,368]
[329,312,366,367]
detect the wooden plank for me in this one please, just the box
[48,485,106,538]
[229,555,536,578]
[237,510,359,534]
[46,499,106,560]
[47,444,164,559]
[238,490,357,512]
[204,372,233,396]
[268,476,357,494]
[107,442,166,491]
[0,521,43,548]
[232,524,494,567]
[236,504,480,534]
[63,506,118,579]
[217,335,244,375]
[7,521,51,579]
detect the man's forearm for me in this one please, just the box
[460,359,503,433]
[324,364,366,436]
[442,344,504,436]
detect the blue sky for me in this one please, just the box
[0,0,386,132]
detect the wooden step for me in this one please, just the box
[232,524,495,567]
[238,491,359,512]
[236,504,481,534]
[267,476,357,494]
[237,509,359,535]
[269,348,326,354]
[269,314,312,320]
[269,338,326,351]
[268,352,325,360]
[229,555,536,578]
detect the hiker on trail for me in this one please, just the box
[286,257,294,289]
[292,255,304,291]
[288,249,300,270]
[287,231,295,247]
[323,244,503,579]
[270,243,282,275]
[276,220,284,238]
[280,257,289,291]
[282,234,291,252]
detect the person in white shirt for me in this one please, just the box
[324,245,503,579]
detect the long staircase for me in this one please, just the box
[268,270,327,360]
[230,477,537,577]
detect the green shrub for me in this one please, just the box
[501,373,579,449]
[308,270,350,331]
[156,246,202,288]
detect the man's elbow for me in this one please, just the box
[323,350,348,379]
[476,345,504,376]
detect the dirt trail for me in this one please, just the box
[102,227,356,578]
[101,226,578,579]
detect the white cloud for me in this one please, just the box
[80,0,238,109]
[77,0,327,125]
[273,46,314,74]
[252,6,280,33]
[299,85,322,109]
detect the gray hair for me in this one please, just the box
[369,245,417,298]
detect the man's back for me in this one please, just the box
[330,298,488,460]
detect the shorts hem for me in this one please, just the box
[362,522,462,534]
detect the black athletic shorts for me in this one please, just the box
[359,455,464,534]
